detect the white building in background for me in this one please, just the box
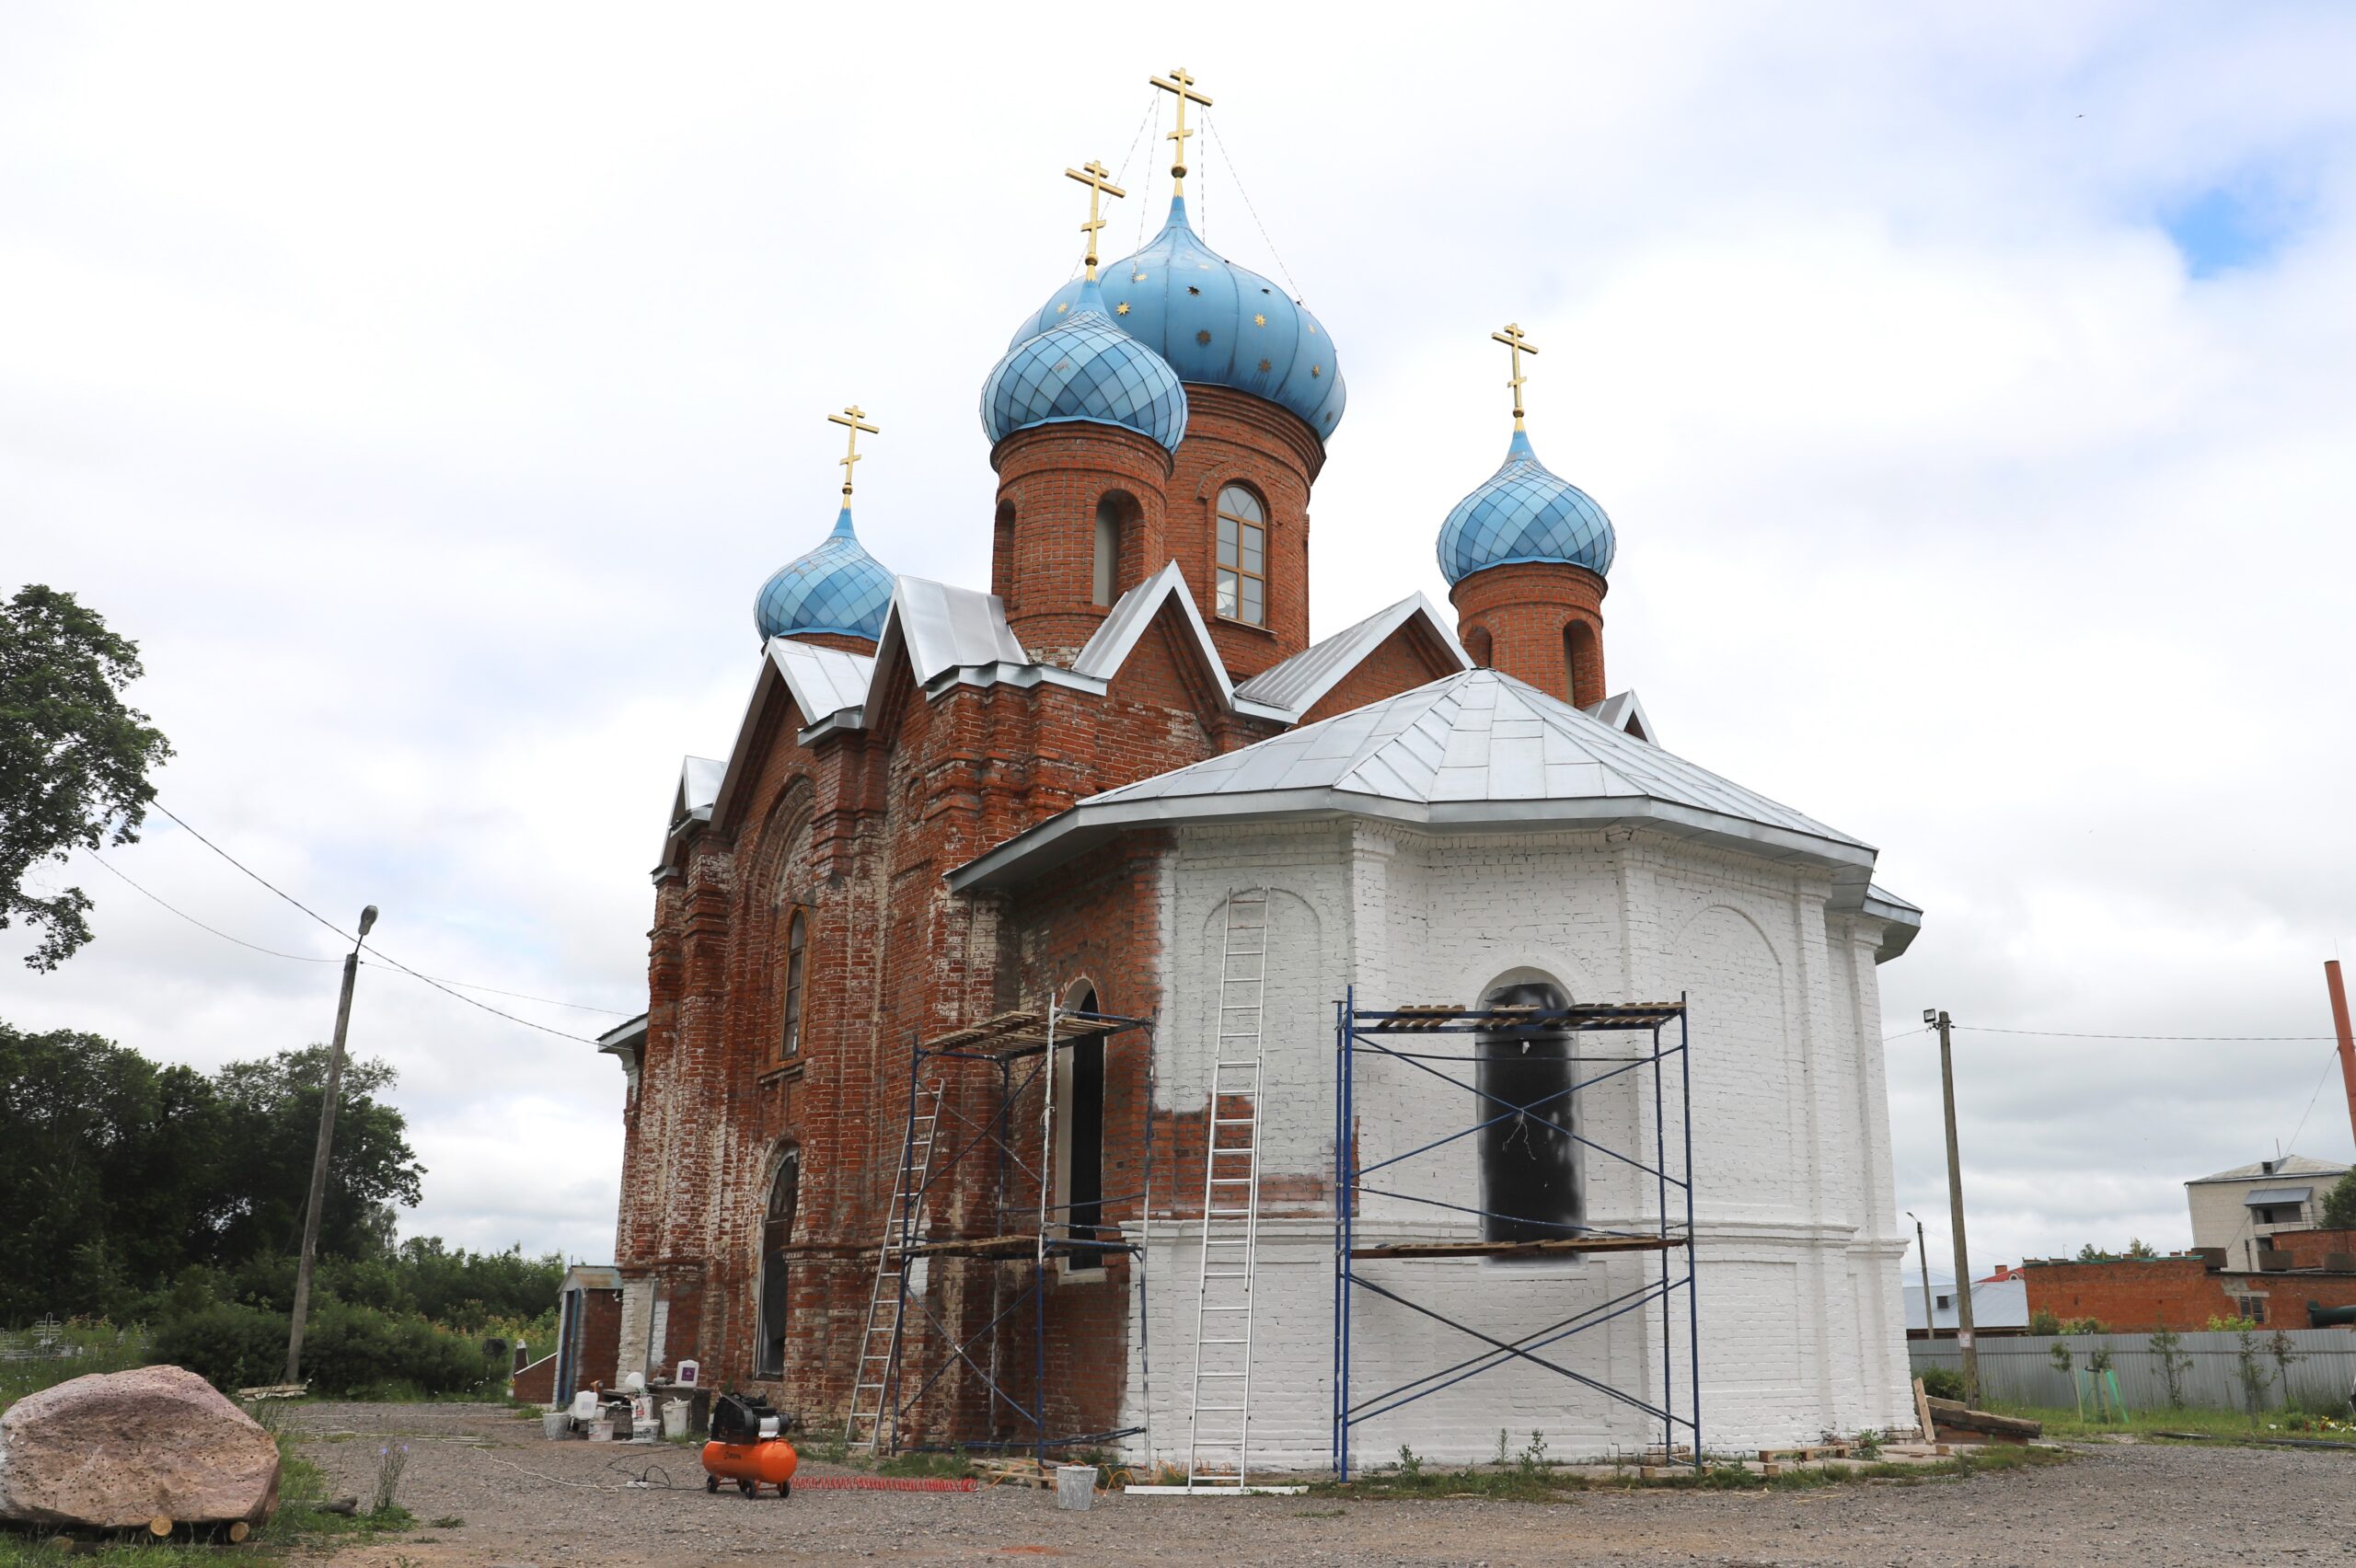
[2188,1155,2351,1271]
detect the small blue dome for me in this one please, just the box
[1437,429,1616,584]
[1011,198,1345,441]
[755,505,895,644]
[981,277,1187,452]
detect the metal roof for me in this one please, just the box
[1233,593,1470,714]
[1584,690,1657,746]
[767,637,873,724]
[870,575,1029,695]
[2189,1154,2350,1186]
[2245,1187,2315,1206]
[676,756,722,824]
[1070,560,1243,707]
[951,667,1882,895]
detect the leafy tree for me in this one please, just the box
[0,586,173,970]
[0,1028,423,1325]
[2323,1169,2356,1230]
[2125,1237,2158,1260]
[203,1046,423,1265]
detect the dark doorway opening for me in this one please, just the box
[756,1146,799,1376]
[1475,980,1582,1247]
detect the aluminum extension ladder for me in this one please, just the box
[1184,889,1271,1489]
[844,1078,943,1452]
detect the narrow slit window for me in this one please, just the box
[780,909,806,1060]
[1093,498,1121,607]
[1215,484,1267,626]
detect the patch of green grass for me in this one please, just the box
[876,1448,975,1480]
[0,1325,146,1413]
[1982,1401,2349,1443]
[1311,1443,2070,1502]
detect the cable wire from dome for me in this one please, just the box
[1203,110,1303,302]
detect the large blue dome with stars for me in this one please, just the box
[1437,429,1616,585]
[755,505,895,644]
[1010,197,1345,443]
[982,277,1188,452]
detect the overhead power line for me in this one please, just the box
[87,853,340,963]
[143,801,624,1042]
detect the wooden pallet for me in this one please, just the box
[972,1458,1056,1489]
[1756,1443,1850,1463]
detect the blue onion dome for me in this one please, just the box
[1010,197,1345,442]
[754,505,895,644]
[981,276,1188,452]
[1436,428,1617,584]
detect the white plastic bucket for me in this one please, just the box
[1055,1465,1098,1511]
[661,1399,689,1440]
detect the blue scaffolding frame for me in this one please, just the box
[874,1002,1157,1463]
[1331,990,1700,1478]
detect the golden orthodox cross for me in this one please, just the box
[1065,159,1126,279]
[1149,67,1213,194]
[827,405,878,498]
[1492,323,1540,430]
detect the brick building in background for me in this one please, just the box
[584,85,1927,1468]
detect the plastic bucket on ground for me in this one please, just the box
[542,1410,569,1440]
[662,1400,689,1440]
[1055,1465,1098,1511]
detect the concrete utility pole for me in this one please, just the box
[285,904,378,1385]
[1927,1007,1979,1405]
[2327,961,2356,1152]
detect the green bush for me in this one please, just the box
[1919,1366,1965,1401]
[151,1298,499,1398]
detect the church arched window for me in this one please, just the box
[1565,620,1598,708]
[754,1145,799,1377]
[1057,983,1105,1243]
[780,909,807,1061]
[1475,977,1582,1249]
[1214,484,1267,626]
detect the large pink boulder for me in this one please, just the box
[0,1365,280,1528]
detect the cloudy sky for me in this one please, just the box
[5,4,2353,1282]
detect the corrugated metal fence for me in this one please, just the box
[1911,1330,2356,1412]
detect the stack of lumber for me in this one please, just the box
[1924,1398,2042,1445]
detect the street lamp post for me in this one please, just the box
[285,904,378,1385]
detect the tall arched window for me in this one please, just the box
[1475,978,1582,1249]
[1565,620,1598,708]
[780,909,807,1061]
[755,1146,799,1377]
[1092,497,1122,607]
[1214,484,1266,626]
[1063,986,1104,1239]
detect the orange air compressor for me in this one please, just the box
[700,1393,799,1498]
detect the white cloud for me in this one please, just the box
[4,2,2353,1283]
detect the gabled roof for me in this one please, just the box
[767,637,873,727]
[1233,593,1470,716]
[2189,1154,2350,1186]
[1585,690,1657,745]
[951,667,1882,904]
[675,756,723,827]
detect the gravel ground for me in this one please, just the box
[283,1403,2355,1567]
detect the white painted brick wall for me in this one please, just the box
[1117,821,1918,1470]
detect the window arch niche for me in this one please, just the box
[779,908,808,1061]
[754,1145,800,1377]
[1473,975,1583,1249]
[1214,484,1267,626]
[1091,493,1136,608]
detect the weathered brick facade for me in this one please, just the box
[1449,559,1607,707]
[611,382,1457,1445]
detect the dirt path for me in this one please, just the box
[283,1403,2355,1567]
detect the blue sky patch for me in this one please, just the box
[2163,181,2305,278]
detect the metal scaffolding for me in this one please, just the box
[1331,990,1699,1478]
[861,998,1157,1461]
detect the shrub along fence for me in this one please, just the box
[1911,1330,2356,1413]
